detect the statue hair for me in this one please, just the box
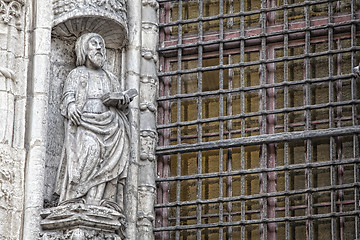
[75,33,106,66]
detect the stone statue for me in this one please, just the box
[55,33,135,212]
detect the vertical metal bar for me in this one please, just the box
[259,0,268,239]
[350,0,359,239]
[219,1,224,239]
[336,39,345,240]
[227,54,234,240]
[196,2,203,239]
[226,0,235,239]
[240,0,246,239]
[354,134,359,240]
[265,0,277,239]
[304,3,313,239]
[175,2,183,239]
[283,1,290,239]
[328,2,337,239]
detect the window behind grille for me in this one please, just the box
[155,0,360,239]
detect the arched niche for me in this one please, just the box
[43,15,127,203]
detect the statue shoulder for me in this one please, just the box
[67,66,87,78]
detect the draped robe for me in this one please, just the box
[55,66,129,204]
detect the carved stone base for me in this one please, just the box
[40,204,125,240]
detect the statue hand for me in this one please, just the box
[68,103,81,125]
[118,94,130,106]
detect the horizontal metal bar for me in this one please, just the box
[165,200,356,221]
[157,100,360,130]
[156,157,359,182]
[155,182,359,208]
[156,126,360,154]
[158,46,360,77]
[157,0,331,27]
[158,74,354,102]
[168,116,358,142]
[159,17,360,54]
[153,210,360,232]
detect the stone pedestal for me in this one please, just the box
[40,203,125,240]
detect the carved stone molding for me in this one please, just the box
[0,144,25,239]
[140,130,157,162]
[0,0,22,27]
[40,204,126,239]
[137,185,155,226]
[0,67,15,80]
[141,49,158,62]
[53,0,126,16]
[40,228,122,240]
[52,0,128,49]
[140,75,158,85]
[141,0,158,9]
[140,102,156,112]
[142,21,158,32]
[0,163,14,208]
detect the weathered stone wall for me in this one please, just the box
[0,0,29,238]
[0,0,158,238]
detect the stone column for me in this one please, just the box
[137,0,158,239]
[22,0,52,238]
[125,0,142,239]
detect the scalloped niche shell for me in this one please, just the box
[52,0,128,49]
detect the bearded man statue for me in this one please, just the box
[55,33,133,212]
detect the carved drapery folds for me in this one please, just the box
[41,1,131,239]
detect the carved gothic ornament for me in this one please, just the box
[40,204,125,240]
[141,49,158,62]
[140,130,157,161]
[141,0,158,9]
[0,67,15,80]
[52,0,128,49]
[0,0,23,27]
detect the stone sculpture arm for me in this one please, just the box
[60,70,80,120]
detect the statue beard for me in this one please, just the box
[87,51,105,69]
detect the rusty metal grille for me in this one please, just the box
[155,0,360,239]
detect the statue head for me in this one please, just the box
[75,33,106,69]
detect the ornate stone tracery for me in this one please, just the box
[0,0,22,25]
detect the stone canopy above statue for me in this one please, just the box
[52,0,128,49]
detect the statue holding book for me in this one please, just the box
[55,33,136,212]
